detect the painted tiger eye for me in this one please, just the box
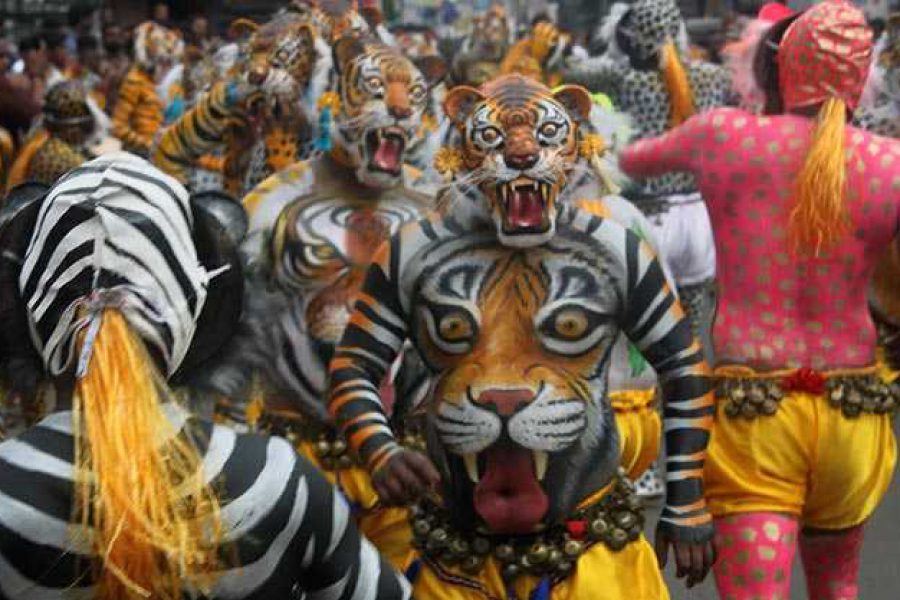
[554,309,588,339]
[481,128,499,143]
[439,314,472,341]
[540,122,559,138]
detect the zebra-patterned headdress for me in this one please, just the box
[19,154,215,377]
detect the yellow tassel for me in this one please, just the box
[74,310,223,600]
[660,39,696,127]
[789,97,848,256]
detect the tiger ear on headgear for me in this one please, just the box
[415,55,449,89]
[443,86,486,128]
[332,35,367,75]
[171,191,247,384]
[553,85,593,122]
[228,18,259,41]
[0,183,49,405]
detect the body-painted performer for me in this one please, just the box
[620,3,899,599]
[564,0,728,360]
[856,13,900,138]
[564,0,730,496]
[112,22,183,157]
[154,11,323,197]
[204,36,447,569]
[11,81,94,187]
[0,154,412,600]
[499,20,572,87]
[450,4,512,87]
[328,74,716,599]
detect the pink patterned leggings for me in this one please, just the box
[713,513,864,600]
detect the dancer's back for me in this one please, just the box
[0,407,411,600]
[622,107,900,370]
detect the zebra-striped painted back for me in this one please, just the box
[0,408,412,600]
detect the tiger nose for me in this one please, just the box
[389,104,412,119]
[476,389,534,416]
[505,153,539,171]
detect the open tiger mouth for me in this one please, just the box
[365,126,406,176]
[462,442,549,534]
[496,177,554,235]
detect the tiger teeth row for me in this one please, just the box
[462,451,548,483]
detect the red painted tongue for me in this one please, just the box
[473,445,548,534]
[373,135,402,172]
[506,186,544,229]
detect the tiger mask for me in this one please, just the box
[331,36,447,189]
[411,246,622,535]
[134,22,184,81]
[443,75,593,248]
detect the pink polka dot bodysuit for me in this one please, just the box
[620,107,900,371]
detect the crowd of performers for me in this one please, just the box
[0,0,897,599]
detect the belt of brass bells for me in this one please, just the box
[214,399,426,471]
[718,372,900,419]
[410,468,644,584]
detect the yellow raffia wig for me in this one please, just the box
[660,39,696,126]
[788,97,848,255]
[73,309,223,599]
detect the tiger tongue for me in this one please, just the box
[506,185,545,229]
[473,445,548,534]
[372,135,403,173]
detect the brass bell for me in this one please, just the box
[626,495,642,512]
[495,544,516,563]
[332,439,348,455]
[449,538,470,557]
[428,528,448,547]
[563,539,584,559]
[555,560,573,575]
[502,563,521,581]
[749,386,766,406]
[403,435,418,448]
[337,455,354,469]
[766,383,783,401]
[847,390,863,406]
[472,537,491,556]
[843,404,862,418]
[724,401,741,418]
[527,544,550,565]
[589,518,610,539]
[761,399,779,416]
[829,385,845,407]
[741,403,757,419]
[461,555,484,575]
[315,440,332,457]
[413,519,431,537]
[614,512,637,530]
[547,549,563,567]
[608,527,628,551]
[732,386,747,401]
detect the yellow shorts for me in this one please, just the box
[705,369,897,530]
[406,533,667,600]
[611,389,661,480]
[297,441,412,569]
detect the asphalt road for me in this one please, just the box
[648,421,900,600]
